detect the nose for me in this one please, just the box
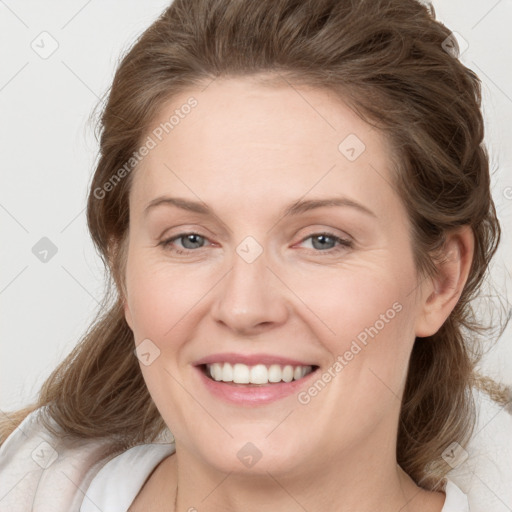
[210,246,289,335]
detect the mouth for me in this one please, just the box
[199,362,319,386]
[192,353,321,404]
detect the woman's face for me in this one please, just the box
[123,76,427,476]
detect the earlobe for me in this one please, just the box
[414,225,474,338]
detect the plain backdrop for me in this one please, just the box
[1,0,511,412]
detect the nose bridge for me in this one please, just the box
[211,236,288,331]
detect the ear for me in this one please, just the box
[414,225,475,338]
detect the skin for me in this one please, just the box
[121,75,474,512]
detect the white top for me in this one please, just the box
[2,390,511,512]
[80,442,176,512]
[79,441,469,512]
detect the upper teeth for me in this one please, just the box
[206,363,313,384]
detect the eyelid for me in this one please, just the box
[294,232,353,253]
[159,229,353,257]
[296,227,353,243]
[157,221,230,244]
[159,232,215,250]
[159,223,352,240]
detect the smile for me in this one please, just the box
[204,362,316,385]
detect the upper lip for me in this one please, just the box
[193,353,317,367]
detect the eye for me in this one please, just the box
[158,231,353,256]
[159,233,210,254]
[298,232,352,255]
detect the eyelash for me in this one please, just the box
[158,232,353,256]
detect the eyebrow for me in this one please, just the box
[285,197,376,218]
[144,196,376,220]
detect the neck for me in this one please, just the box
[164,435,441,512]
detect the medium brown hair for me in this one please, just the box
[1,0,509,490]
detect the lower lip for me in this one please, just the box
[195,366,318,405]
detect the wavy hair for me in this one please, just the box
[1,0,509,490]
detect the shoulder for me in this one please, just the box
[81,442,176,512]
[0,406,124,512]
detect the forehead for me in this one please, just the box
[130,77,402,222]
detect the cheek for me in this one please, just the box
[290,264,411,342]
[124,251,207,341]
[289,260,418,395]
[294,272,417,420]
[124,254,207,435]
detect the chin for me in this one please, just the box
[203,429,305,474]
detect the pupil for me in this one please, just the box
[313,234,332,250]
[184,234,202,248]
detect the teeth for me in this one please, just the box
[212,363,223,381]
[250,364,268,384]
[233,363,249,383]
[222,362,233,382]
[282,365,294,382]
[206,362,314,384]
[268,364,282,383]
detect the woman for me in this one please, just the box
[1,0,510,510]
